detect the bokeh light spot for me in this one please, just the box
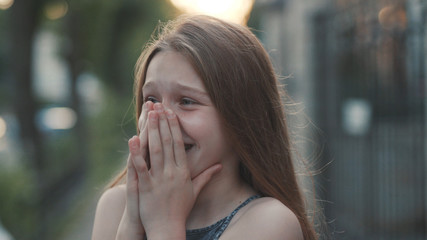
[40,107,77,130]
[0,117,6,138]
[0,0,13,10]
[378,5,407,31]
[45,0,68,20]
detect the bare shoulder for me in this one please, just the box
[223,197,303,240]
[92,184,126,240]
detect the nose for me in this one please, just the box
[160,100,172,111]
[157,99,178,114]
[151,101,175,116]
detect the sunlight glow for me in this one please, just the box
[0,0,13,10]
[170,0,254,24]
[0,117,6,138]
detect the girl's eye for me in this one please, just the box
[181,98,196,105]
[145,96,159,103]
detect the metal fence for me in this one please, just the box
[313,0,426,239]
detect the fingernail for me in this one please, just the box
[166,109,175,119]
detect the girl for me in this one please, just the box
[92,15,317,240]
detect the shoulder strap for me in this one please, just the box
[213,195,261,239]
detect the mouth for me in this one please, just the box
[184,144,194,152]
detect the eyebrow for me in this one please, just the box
[142,81,209,98]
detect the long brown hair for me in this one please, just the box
[110,15,317,239]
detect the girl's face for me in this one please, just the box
[142,50,236,178]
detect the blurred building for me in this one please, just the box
[257,0,426,239]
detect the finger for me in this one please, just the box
[192,164,222,197]
[158,106,175,168]
[126,141,140,220]
[139,101,154,132]
[165,109,186,167]
[139,102,153,160]
[138,102,153,146]
[129,136,150,184]
[126,153,138,196]
[139,119,150,162]
[138,101,154,132]
[148,110,163,175]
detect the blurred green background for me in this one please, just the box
[0,0,176,239]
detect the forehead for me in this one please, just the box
[144,51,205,91]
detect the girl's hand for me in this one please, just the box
[116,101,154,240]
[128,103,222,240]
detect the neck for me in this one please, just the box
[186,162,256,229]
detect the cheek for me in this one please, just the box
[176,111,208,137]
[177,110,228,151]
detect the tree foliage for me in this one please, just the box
[0,1,176,239]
